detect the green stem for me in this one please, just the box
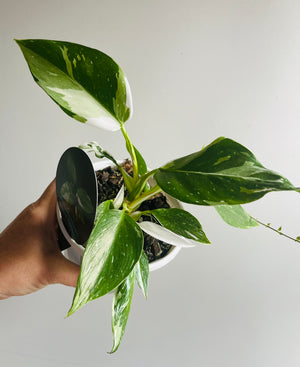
[250,216,300,243]
[120,123,138,182]
[127,169,158,202]
[126,185,163,213]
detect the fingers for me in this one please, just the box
[48,255,80,287]
[40,181,81,287]
[58,259,80,287]
[37,179,58,224]
[39,179,57,206]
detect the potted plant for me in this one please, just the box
[56,157,184,272]
[16,39,300,353]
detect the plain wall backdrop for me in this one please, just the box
[1,0,300,366]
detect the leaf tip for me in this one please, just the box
[66,310,74,318]
[202,234,211,245]
[143,289,148,300]
[108,342,119,354]
[14,39,22,47]
[66,303,79,318]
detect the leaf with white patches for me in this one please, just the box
[215,204,258,229]
[150,208,210,243]
[110,270,135,354]
[94,199,113,223]
[16,39,132,131]
[79,141,119,166]
[138,221,207,248]
[68,207,143,316]
[154,137,297,205]
[134,251,149,298]
[113,185,125,209]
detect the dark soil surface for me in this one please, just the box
[96,160,172,263]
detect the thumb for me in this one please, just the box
[37,179,58,225]
[48,255,80,287]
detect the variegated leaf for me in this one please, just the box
[68,204,143,316]
[16,39,132,131]
[110,271,135,354]
[134,251,149,298]
[150,208,210,244]
[155,137,297,205]
[138,221,204,248]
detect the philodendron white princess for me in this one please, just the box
[16,39,300,353]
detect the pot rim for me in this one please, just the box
[58,158,181,272]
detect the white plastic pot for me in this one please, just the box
[58,159,181,272]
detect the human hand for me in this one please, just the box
[0,180,80,300]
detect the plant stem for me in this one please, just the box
[250,216,300,243]
[126,185,163,213]
[127,169,158,202]
[120,123,138,182]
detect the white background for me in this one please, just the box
[1,0,300,366]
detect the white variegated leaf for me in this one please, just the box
[16,39,132,131]
[138,221,209,248]
[113,185,125,209]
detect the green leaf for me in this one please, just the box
[150,208,210,244]
[119,169,135,193]
[154,137,297,206]
[215,205,259,228]
[68,205,143,316]
[110,270,135,354]
[16,39,132,130]
[134,146,147,176]
[134,251,149,298]
[94,199,113,223]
